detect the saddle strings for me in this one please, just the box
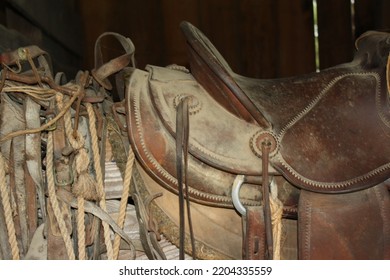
[176,97,196,260]
[261,140,274,260]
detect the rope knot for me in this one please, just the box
[72,148,98,201]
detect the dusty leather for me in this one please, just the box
[125,22,390,259]
[299,183,390,259]
[182,22,390,193]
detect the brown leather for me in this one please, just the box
[125,67,265,207]
[125,22,390,260]
[243,206,266,260]
[181,21,390,194]
[298,183,390,259]
[92,32,135,90]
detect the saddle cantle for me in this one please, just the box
[181,21,390,193]
[125,21,390,259]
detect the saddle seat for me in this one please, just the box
[181,21,390,193]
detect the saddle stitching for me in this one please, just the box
[276,153,390,190]
[153,74,261,169]
[277,72,382,140]
[173,94,202,115]
[131,76,258,206]
[274,72,390,190]
[250,130,280,159]
[302,198,312,260]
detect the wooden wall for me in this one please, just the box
[80,0,390,79]
[1,0,83,77]
[1,0,390,79]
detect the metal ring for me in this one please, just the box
[232,175,246,216]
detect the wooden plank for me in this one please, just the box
[317,0,354,69]
[238,0,280,78]
[197,0,242,75]
[79,0,316,78]
[239,0,316,78]
[275,0,316,77]
[355,0,390,37]
[7,0,82,54]
[160,0,200,67]
[78,0,115,70]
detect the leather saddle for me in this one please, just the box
[125,21,390,259]
[181,21,390,193]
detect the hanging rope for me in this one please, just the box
[269,181,283,260]
[57,93,99,260]
[0,152,20,260]
[46,130,76,260]
[85,103,114,260]
[112,148,135,259]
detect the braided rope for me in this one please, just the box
[85,103,114,259]
[0,152,20,260]
[270,182,283,260]
[46,131,76,260]
[113,148,135,259]
[58,94,101,259]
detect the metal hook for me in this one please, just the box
[232,175,246,216]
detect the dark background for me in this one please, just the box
[0,0,389,79]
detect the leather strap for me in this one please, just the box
[0,46,50,66]
[387,54,390,95]
[243,206,266,259]
[261,140,273,259]
[176,97,196,259]
[91,32,135,90]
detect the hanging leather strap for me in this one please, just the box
[243,206,266,259]
[261,140,273,260]
[176,97,196,260]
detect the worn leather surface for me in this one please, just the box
[125,21,390,259]
[126,67,262,207]
[181,21,390,193]
[298,182,390,259]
